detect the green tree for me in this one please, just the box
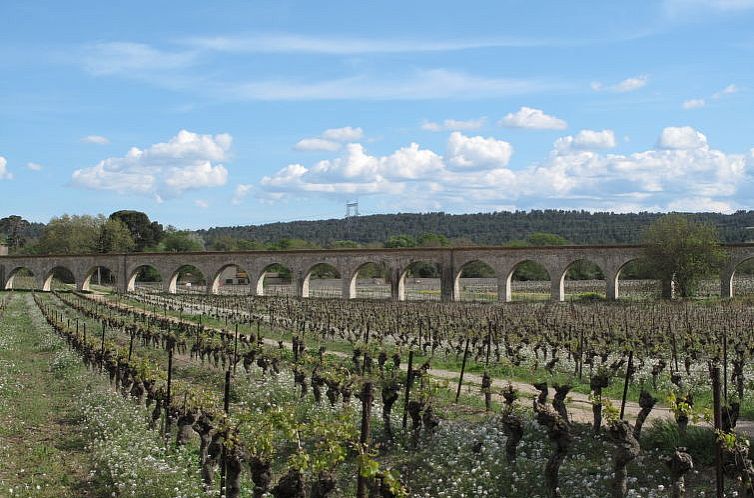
[642,214,727,298]
[161,229,204,252]
[36,215,100,254]
[208,235,240,251]
[109,210,164,251]
[35,214,135,255]
[96,218,135,253]
[527,232,569,246]
[330,240,360,249]
[417,232,449,247]
[0,215,30,252]
[385,235,416,248]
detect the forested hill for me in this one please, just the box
[198,210,754,246]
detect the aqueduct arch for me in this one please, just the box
[5,244,753,300]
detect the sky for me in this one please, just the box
[1,0,754,229]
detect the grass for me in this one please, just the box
[641,419,718,466]
[0,293,107,497]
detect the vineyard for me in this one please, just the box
[3,288,754,497]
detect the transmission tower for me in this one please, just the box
[345,201,360,241]
[345,200,360,218]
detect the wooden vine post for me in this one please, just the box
[357,382,373,498]
[164,340,174,441]
[619,350,634,420]
[456,337,471,403]
[99,320,106,372]
[233,323,239,375]
[220,367,232,496]
[712,363,724,498]
[402,350,414,429]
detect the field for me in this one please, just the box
[2,287,754,497]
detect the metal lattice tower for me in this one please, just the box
[345,200,360,218]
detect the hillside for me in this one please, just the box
[197,210,754,246]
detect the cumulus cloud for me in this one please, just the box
[26,162,43,171]
[232,184,253,205]
[294,138,341,152]
[421,117,486,132]
[446,132,513,169]
[255,127,750,213]
[71,130,230,197]
[657,126,708,149]
[0,157,12,180]
[322,126,364,141]
[81,135,110,145]
[682,98,706,109]
[591,75,648,93]
[499,107,567,130]
[555,129,617,151]
[294,126,365,152]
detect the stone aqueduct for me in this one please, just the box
[2,244,754,301]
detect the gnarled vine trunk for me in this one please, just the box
[607,420,641,498]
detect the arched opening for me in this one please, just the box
[399,261,441,301]
[256,263,294,297]
[349,262,390,300]
[455,260,497,302]
[506,260,550,302]
[127,265,163,293]
[43,266,76,292]
[562,259,605,301]
[82,265,117,293]
[730,258,754,298]
[211,264,251,295]
[616,259,661,300]
[303,263,342,298]
[4,267,35,290]
[168,265,206,294]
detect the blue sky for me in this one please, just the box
[2,0,754,229]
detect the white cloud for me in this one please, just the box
[232,184,253,205]
[255,127,750,213]
[82,135,110,145]
[422,118,486,132]
[71,130,230,198]
[80,42,197,76]
[294,138,341,152]
[0,157,12,180]
[665,0,754,15]
[226,69,553,101]
[26,162,43,171]
[614,75,649,92]
[499,106,567,130]
[183,34,551,55]
[657,126,708,149]
[555,129,616,151]
[294,127,364,152]
[682,98,706,109]
[446,132,513,170]
[591,75,648,93]
[194,199,209,209]
[713,83,739,99]
[322,126,364,141]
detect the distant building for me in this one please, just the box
[0,244,8,256]
[219,266,250,285]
